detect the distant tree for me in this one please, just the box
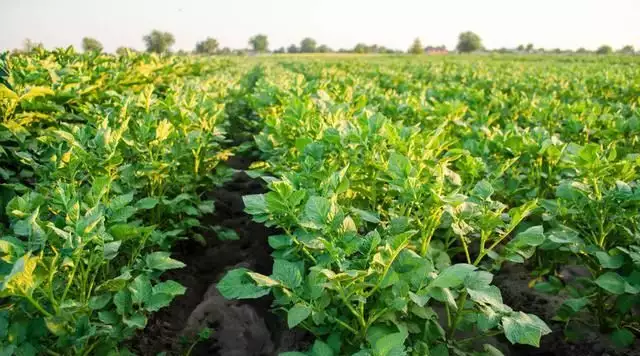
[525,43,534,52]
[316,44,332,53]
[408,38,424,54]
[143,30,175,53]
[249,34,269,52]
[116,47,137,56]
[273,47,286,54]
[516,44,524,51]
[552,48,563,54]
[596,45,613,55]
[82,37,103,53]
[300,37,317,53]
[23,38,44,52]
[456,31,482,53]
[576,47,588,54]
[194,37,219,55]
[287,44,299,53]
[218,47,232,55]
[618,45,634,54]
[176,50,189,56]
[354,43,367,53]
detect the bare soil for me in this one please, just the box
[132,157,309,356]
[495,264,640,356]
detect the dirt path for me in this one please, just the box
[132,157,309,355]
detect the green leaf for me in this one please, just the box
[198,201,215,214]
[311,340,334,356]
[373,331,408,356]
[109,192,134,211]
[123,313,147,329]
[268,234,293,249]
[595,272,626,295]
[213,226,240,241]
[145,252,186,271]
[464,271,494,290]
[408,290,431,307]
[515,226,545,246]
[562,297,589,312]
[472,180,494,200]
[273,259,303,289]
[113,289,132,315]
[303,196,333,229]
[611,328,635,348]
[88,294,111,310]
[431,264,477,289]
[429,344,449,356]
[153,280,186,296]
[129,275,153,304]
[76,205,104,236]
[429,287,457,310]
[502,312,551,347]
[135,197,159,210]
[467,285,504,308]
[217,268,271,299]
[243,194,268,215]
[110,206,137,222]
[96,271,131,292]
[98,311,120,325]
[45,317,68,336]
[595,251,624,269]
[145,293,174,312]
[103,241,121,260]
[351,208,380,224]
[288,303,312,328]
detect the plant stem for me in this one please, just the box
[25,294,53,318]
[447,291,468,339]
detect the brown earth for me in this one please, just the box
[133,156,639,356]
[495,264,640,356]
[132,157,310,356]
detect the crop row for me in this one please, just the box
[0,49,251,355]
[220,58,640,355]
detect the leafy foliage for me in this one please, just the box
[0,49,243,354]
[143,30,176,53]
[81,37,103,53]
[456,31,483,52]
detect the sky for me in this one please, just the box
[2,0,639,53]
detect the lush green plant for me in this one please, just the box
[0,50,245,354]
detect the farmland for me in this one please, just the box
[1,49,639,356]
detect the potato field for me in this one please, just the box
[1,49,639,356]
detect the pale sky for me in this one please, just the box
[2,0,639,52]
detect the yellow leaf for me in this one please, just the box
[154,120,173,142]
[0,84,18,100]
[1,253,39,296]
[20,86,54,101]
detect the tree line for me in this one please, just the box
[15,30,638,56]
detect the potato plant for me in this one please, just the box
[2,51,640,355]
[0,50,242,354]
